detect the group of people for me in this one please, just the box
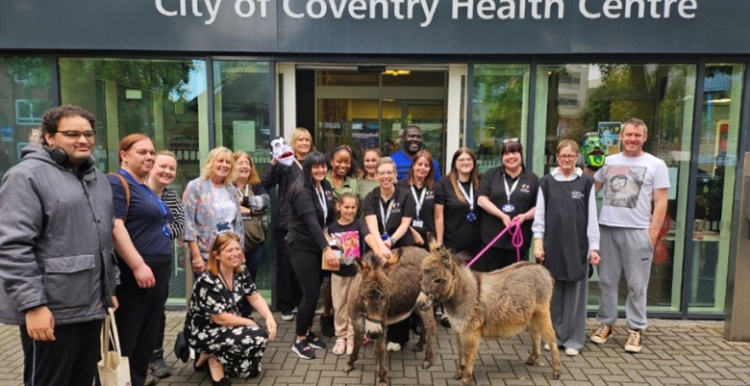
[0,103,669,386]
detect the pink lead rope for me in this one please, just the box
[465,217,524,269]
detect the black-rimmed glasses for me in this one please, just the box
[57,130,96,139]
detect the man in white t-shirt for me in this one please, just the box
[589,118,670,353]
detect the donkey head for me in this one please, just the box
[417,237,456,311]
[354,250,402,339]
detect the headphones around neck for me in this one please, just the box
[45,146,95,177]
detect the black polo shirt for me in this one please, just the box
[435,178,481,253]
[363,185,416,247]
[287,180,336,252]
[478,167,539,251]
[396,179,435,242]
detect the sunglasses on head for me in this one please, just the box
[502,138,519,144]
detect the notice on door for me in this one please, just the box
[233,121,256,152]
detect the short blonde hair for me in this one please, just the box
[290,127,315,155]
[201,147,236,185]
[156,150,178,162]
[375,156,396,175]
[556,139,580,154]
[206,232,244,276]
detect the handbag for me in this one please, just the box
[98,309,131,386]
[242,189,266,250]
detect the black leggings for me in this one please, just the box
[287,240,324,337]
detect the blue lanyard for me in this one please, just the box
[119,169,172,238]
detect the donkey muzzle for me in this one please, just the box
[416,291,434,311]
[364,316,385,339]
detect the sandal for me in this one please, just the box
[332,339,346,355]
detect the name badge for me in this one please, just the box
[466,212,477,222]
[217,222,230,231]
[412,219,424,228]
[501,204,515,213]
[381,233,390,241]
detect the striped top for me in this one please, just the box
[162,188,185,240]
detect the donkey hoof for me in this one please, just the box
[459,377,472,386]
[525,358,536,366]
[552,371,560,380]
[378,379,389,386]
[453,372,462,380]
[343,363,354,373]
[422,360,432,370]
[413,345,424,353]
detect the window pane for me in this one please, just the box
[470,64,529,172]
[213,60,272,295]
[534,63,697,311]
[317,70,379,87]
[0,57,55,180]
[59,57,209,303]
[689,64,744,312]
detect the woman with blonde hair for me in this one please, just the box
[183,147,244,275]
[262,127,313,321]
[185,232,277,385]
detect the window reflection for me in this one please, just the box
[534,63,697,311]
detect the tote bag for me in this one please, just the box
[98,309,131,386]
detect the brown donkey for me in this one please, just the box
[416,240,561,385]
[344,247,436,386]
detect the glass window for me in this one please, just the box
[317,70,379,87]
[59,57,209,304]
[0,57,55,180]
[534,63,697,312]
[689,64,745,313]
[213,60,272,296]
[469,64,530,172]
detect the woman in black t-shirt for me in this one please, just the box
[397,150,436,248]
[362,156,415,352]
[476,140,538,272]
[286,152,336,360]
[435,147,482,255]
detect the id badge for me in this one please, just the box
[466,212,477,222]
[381,233,390,241]
[217,222,230,231]
[501,204,515,213]
[412,219,424,228]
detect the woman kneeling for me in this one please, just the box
[184,233,277,386]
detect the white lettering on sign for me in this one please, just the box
[579,0,697,19]
[453,0,563,20]
[154,0,700,26]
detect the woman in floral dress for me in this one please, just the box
[184,232,277,386]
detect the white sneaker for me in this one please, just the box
[565,348,579,356]
[543,343,550,351]
[386,342,401,352]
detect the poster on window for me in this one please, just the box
[598,122,621,154]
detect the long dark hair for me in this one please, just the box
[288,151,328,202]
[448,147,480,205]
[500,140,525,171]
[327,145,361,179]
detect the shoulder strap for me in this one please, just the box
[108,173,130,224]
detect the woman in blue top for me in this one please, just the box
[109,134,175,386]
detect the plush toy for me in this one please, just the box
[270,137,295,166]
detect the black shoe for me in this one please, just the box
[306,331,327,349]
[194,358,208,373]
[281,311,294,321]
[320,314,335,337]
[211,376,232,386]
[440,316,451,328]
[292,339,316,360]
[411,316,424,336]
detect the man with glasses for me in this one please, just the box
[590,118,670,354]
[391,125,442,181]
[0,105,118,386]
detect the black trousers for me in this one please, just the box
[287,240,324,337]
[116,259,171,386]
[275,230,302,313]
[152,312,167,360]
[20,319,102,386]
[472,246,528,272]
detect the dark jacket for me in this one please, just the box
[0,141,118,325]
[262,161,301,231]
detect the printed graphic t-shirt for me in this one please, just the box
[327,219,371,277]
[594,152,670,229]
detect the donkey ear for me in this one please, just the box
[439,249,452,267]
[354,257,370,274]
[427,233,438,252]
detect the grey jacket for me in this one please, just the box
[0,143,118,325]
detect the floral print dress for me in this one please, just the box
[184,270,268,378]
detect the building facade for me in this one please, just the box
[2,0,749,318]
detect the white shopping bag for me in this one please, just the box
[97,308,131,386]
